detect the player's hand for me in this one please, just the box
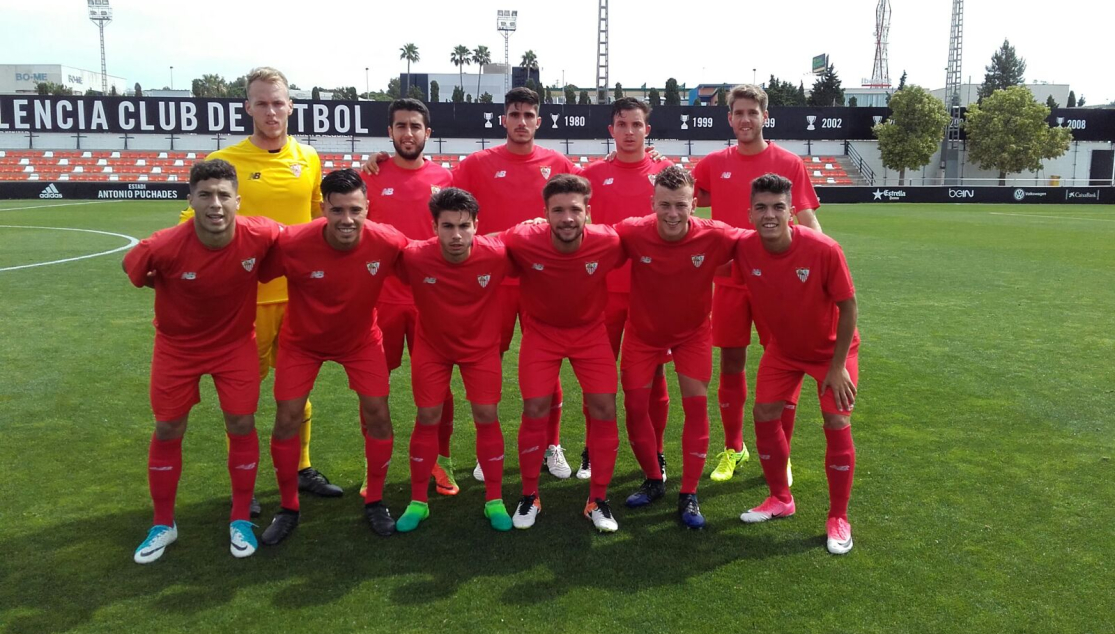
[646,145,663,162]
[361,151,390,175]
[144,271,155,288]
[820,364,856,412]
[519,217,547,225]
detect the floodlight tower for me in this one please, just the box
[940,0,964,180]
[596,0,609,104]
[497,10,518,95]
[865,0,891,88]
[87,0,113,94]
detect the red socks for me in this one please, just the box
[147,435,182,527]
[475,420,505,501]
[547,384,563,447]
[227,430,259,522]
[649,373,670,453]
[623,387,661,479]
[718,372,746,452]
[754,419,791,503]
[518,415,549,496]
[270,434,302,512]
[438,392,454,458]
[824,426,856,519]
[680,396,710,495]
[363,434,393,504]
[409,422,439,502]
[588,417,619,500]
[782,401,798,444]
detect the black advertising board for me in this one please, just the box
[2,96,1111,142]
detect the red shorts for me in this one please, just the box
[377,301,418,371]
[519,317,617,399]
[621,323,712,390]
[497,284,522,354]
[411,338,502,408]
[711,283,759,348]
[149,336,259,421]
[755,348,860,416]
[273,335,390,401]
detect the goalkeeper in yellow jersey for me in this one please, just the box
[180,67,341,511]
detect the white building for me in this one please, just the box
[0,64,127,95]
[930,82,1071,108]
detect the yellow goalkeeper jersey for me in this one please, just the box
[179,136,322,304]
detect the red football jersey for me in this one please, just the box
[581,156,674,293]
[362,159,454,305]
[396,235,512,361]
[501,223,625,328]
[123,216,281,352]
[259,218,407,357]
[735,225,859,362]
[452,144,580,235]
[614,215,742,348]
[694,143,820,289]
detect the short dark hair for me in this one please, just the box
[321,168,366,200]
[543,174,592,206]
[189,158,238,191]
[653,164,694,192]
[750,173,793,202]
[611,97,650,122]
[505,86,540,111]
[429,187,479,222]
[388,98,431,128]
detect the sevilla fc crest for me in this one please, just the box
[290,163,302,178]
[691,254,705,268]
[540,166,552,179]
[241,258,256,272]
[648,174,657,185]
[367,261,381,275]
[478,274,491,288]
[431,185,442,195]
[796,268,810,282]
[585,261,599,275]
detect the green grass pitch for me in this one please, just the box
[1,199,1113,634]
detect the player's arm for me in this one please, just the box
[122,240,156,288]
[691,156,712,208]
[310,156,323,219]
[821,295,858,412]
[795,208,821,232]
[361,151,392,176]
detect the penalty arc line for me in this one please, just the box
[0,225,140,272]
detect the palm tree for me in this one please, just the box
[450,44,471,96]
[472,45,492,101]
[400,43,420,95]
[520,50,539,70]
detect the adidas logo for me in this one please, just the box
[39,183,63,199]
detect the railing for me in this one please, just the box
[845,141,876,186]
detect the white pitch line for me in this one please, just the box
[988,212,1115,222]
[0,200,114,212]
[0,225,139,272]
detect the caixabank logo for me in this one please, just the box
[39,183,63,199]
[1066,189,1101,201]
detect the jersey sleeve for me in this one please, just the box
[122,239,157,288]
[451,155,474,191]
[825,243,856,302]
[692,154,712,193]
[309,152,323,219]
[257,234,286,283]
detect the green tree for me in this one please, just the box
[564,84,577,104]
[1067,91,1077,108]
[873,85,949,185]
[1046,95,1059,109]
[289,84,300,91]
[896,70,907,91]
[472,45,492,100]
[407,84,425,101]
[479,92,494,104]
[648,87,661,106]
[227,75,248,98]
[134,82,143,97]
[451,44,471,95]
[452,85,465,103]
[578,90,590,105]
[524,78,540,96]
[664,78,680,106]
[544,85,553,104]
[430,80,440,102]
[36,81,73,96]
[848,95,858,107]
[191,74,229,97]
[520,50,538,70]
[1078,94,1086,106]
[614,82,624,101]
[965,85,1072,185]
[400,43,420,96]
[809,64,844,106]
[716,88,728,106]
[797,81,807,104]
[386,77,401,99]
[978,39,1026,101]
[311,86,321,100]
[109,85,118,97]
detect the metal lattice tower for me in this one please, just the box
[87,0,113,94]
[596,0,609,103]
[497,10,518,95]
[866,0,891,88]
[944,0,964,147]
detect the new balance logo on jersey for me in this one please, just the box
[250,172,261,180]
[720,172,732,179]
[532,263,544,271]
[796,268,810,282]
[310,271,325,279]
[495,171,507,178]
[381,188,395,196]
[39,183,63,199]
[751,269,762,276]
[367,261,380,275]
[585,261,598,275]
[181,272,196,280]
[241,258,256,272]
[478,274,491,288]
[603,178,615,185]
[640,256,652,264]
[423,277,437,284]
[691,254,706,268]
